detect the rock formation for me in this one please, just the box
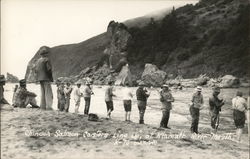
[141,64,166,87]
[104,21,131,71]
[219,75,240,88]
[6,73,19,83]
[115,64,133,86]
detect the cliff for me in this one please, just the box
[25,0,250,84]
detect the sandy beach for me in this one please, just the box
[1,84,249,159]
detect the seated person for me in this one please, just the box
[13,79,39,108]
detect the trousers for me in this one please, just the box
[40,81,53,110]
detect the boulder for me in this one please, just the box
[196,74,210,86]
[6,73,19,83]
[141,64,166,87]
[219,75,240,88]
[115,64,133,86]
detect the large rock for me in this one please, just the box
[141,64,166,87]
[219,75,240,88]
[115,64,133,86]
[104,21,131,70]
[6,73,19,83]
[196,74,210,86]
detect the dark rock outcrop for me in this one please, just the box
[6,73,19,83]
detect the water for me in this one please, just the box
[3,83,249,127]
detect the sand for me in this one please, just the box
[1,84,249,159]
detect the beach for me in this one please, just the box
[1,83,249,159]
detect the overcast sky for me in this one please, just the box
[1,0,198,79]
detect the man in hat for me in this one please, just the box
[36,46,53,110]
[74,82,83,113]
[209,86,225,130]
[136,81,150,124]
[160,84,174,129]
[13,79,39,108]
[0,75,9,104]
[83,81,94,115]
[105,81,116,119]
[190,86,204,134]
[56,79,65,111]
[64,82,73,112]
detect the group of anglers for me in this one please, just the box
[0,46,249,142]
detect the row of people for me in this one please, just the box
[1,74,249,142]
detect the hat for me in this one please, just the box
[39,46,50,55]
[0,75,6,82]
[196,86,202,92]
[161,84,169,88]
[212,86,220,93]
[19,79,26,85]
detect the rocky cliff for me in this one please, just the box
[25,0,250,86]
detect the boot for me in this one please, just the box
[139,120,144,124]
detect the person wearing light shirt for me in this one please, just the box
[122,83,133,122]
[74,83,83,113]
[232,91,247,142]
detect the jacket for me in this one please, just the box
[160,90,174,111]
[136,87,149,101]
[36,57,53,82]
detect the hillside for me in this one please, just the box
[127,0,250,78]
[25,0,250,83]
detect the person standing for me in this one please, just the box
[83,82,94,115]
[64,82,73,112]
[123,82,133,122]
[12,79,39,108]
[105,81,116,119]
[136,82,150,124]
[0,75,9,105]
[159,84,174,129]
[74,82,83,113]
[232,91,247,142]
[36,46,53,110]
[190,86,204,134]
[56,80,66,111]
[209,86,225,130]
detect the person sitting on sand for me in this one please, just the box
[0,75,9,105]
[74,82,83,113]
[209,86,225,130]
[232,91,248,142]
[12,79,39,108]
[83,81,94,115]
[189,86,204,134]
[136,81,150,124]
[123,82,133,122]
[159,84,174,129]
[64,82,73,112]
[56,80,66,111]
[105,81,116,119]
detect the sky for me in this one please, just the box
[1,0,198,79]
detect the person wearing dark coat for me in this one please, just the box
[36,46,53,110]
[136,82,150,124]
[209,86,224,130]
